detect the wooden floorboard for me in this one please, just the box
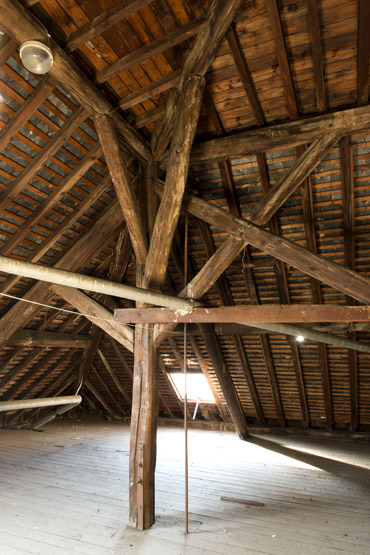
[0,418,369,554]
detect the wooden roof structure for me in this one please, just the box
[0,0,370,528]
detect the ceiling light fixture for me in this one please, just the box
[296,335,305,342]
[19,40,54,74]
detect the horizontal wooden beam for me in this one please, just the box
[115,304,370,324]
[170,103,370,165]
[96,18,205,84]
[8,329,91,348]
[67,0,153,51]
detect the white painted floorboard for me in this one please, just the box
[0,418,369,554]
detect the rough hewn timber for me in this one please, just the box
[152,0,243,159]
[95,115,148,264]
[96,18,205,84]
[52,285,133,352]
[0,0,151,161]
[184,104,370,165]
[144,74,204,290]
[9,330,91,348]
[67,0,153,51]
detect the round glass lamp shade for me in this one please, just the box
[19,41,54,74]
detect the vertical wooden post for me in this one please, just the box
[129,318,158,529]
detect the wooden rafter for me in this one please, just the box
[152,0,243,159]
[0,199,124,348]
[216,161,284,426]
[95,115,148,264]
[357,0,370,104]
[187,104,370,165]
[118,70,181,110]
[308,0,326,111]
[154,133,338,343]
[51,285,134,353]
[258,152,309,427]
[227,25,264,126]
[0,0,151,161]
[67,0,153,52]
[340,136,358,431]
[182,192,370,305]
[144,74,204,290]
[8,330,91,348]
[0,107,87,214]
[265,0,298,118]
[96,18,205,84]
[0,75,54,153]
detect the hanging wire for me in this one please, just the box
[184,211,189,535]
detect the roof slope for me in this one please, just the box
[0,0,369,433]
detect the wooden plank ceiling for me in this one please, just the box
[0,0,369,433]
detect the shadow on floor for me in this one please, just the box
[248,435,370,489]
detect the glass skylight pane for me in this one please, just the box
[169,373,215,403]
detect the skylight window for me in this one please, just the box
[168,373,215,404]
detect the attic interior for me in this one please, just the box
[0,0,370,552]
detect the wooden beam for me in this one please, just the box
[185,104,370,165]
[154,131,338,331]
[357,0,370,104]
[115,304,370,324]
[118,70,181,110]
[340,137,358,432]
[85,380,115,416]
[0,75,54,153]
[134,106,165,129]
[199,324,249,440]
[129,322,158,530]
[176,190,370,308]
[0,174,113,297]
[0,200,124,348]
[52,285,133,352]
[96,18,205,84]
[95,115,148,264]
[188,335,228,422]
[97,348,131,406]
[227,25,264,125]
[77,328,104,392]
[265,0,298,118]
[299,145,332,428]
[91,364,126,416]
[197,219,266,425]
[0,0,151,161]
[308,0,326,111]
[1,143,102,257]
[0,35,17,67]
[67,0,153,51]
[286,338,310,428]
[8,329,91,348]
[152,0,243,159]
[144,74,204,290]
[0,107,87,214]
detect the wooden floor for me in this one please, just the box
[0,419,369,554]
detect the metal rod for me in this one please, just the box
[0,395,81,412]
[32,402,79,430]
[193,398,200,420]
[184,321,189,535]
[246,322,370,354]
[0,254,198,311]
[184,212,189,535]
